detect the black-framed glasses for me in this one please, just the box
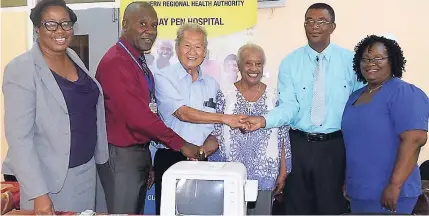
[361,56,390,64]
[304,19,332,27]
[41,20,74,32]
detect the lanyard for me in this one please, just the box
[117,41,154,98]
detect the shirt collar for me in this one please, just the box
[119,37,142,59]
[305,43,333,63]
[176,63,204,81]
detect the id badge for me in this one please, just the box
[149,102,158,114]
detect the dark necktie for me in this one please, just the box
[138,55,151,75]
[138,55,153,91]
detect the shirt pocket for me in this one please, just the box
[331,78,352,105]
[295,81,312,106]
[203,106,216,113]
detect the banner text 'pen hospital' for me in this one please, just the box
[159,17,224,26]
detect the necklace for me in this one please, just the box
[239,81,262,114]
[368,84,383,94]
[367,77,392,94]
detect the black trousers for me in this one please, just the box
[284,131,349,215]
[97,144,151,214]
[154,148,187,215]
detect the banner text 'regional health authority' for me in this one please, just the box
[148,0,245,7]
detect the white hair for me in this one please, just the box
[236,43,266,65]
[175,23,208,48]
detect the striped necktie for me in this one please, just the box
[310,54,326,127]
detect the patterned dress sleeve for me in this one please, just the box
[278,125,292,173]
[209,90,227,162]
[275,97,292,173]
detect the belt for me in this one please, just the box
[290,129,343,142]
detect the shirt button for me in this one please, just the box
[64,151,69,155]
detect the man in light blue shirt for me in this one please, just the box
[155,62,219,147]
[152,23,246,215]
[244,3,364,215]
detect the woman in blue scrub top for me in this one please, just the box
[342,35,429,214]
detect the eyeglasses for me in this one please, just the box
[41,20,74,32]
[304,19,332,27]
[360,57,390,64]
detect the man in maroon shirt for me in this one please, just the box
[95,2,201,214]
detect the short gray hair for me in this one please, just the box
[175,23,208,48]
[236,43,266,65]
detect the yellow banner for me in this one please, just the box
[119,0,257,39]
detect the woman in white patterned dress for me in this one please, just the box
[209,43,291,215]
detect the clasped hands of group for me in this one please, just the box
[182,114,267,161]
[225,114,266,132]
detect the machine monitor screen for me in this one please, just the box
[175,179,224,215]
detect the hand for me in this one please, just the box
[180,141,201,160]
[147,166,155,189]
[188,148,205,161]
[381,183,401,212]
[201,137,219,157]
[34,194,55,215]
[273,172,287,197]
[222,114,248,129]
[242,116,266,131]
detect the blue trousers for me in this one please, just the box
[350,197,418,214]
